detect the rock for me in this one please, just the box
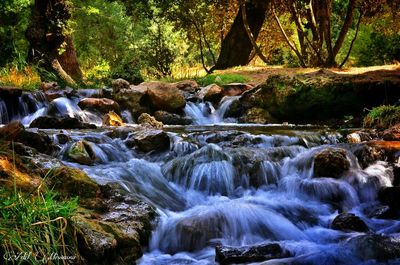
[240,70,400,123]
[131,129,170,153]
[0,154,42,192]
[56,133,70,144]
[368,205,399,219]
[174,80,199,93]
[347,130,377,143]
[351,144,385,169]
[44,89,67,101]
[112,78,130,93]
[112,85,150,118]
[313,148,350,178]
[154,110,192,125]
[383,123,400,141]
[222,83,253,97]
[0,86,23,98]
[367,140,400,163]
[102,111,124,126]
[224,98,242,118]
[239,107,275,124]
[331,212,369,232]
[215,243,290,265]
[30,116,96,129]
[345,234,400,261]
[146,82,186,112]
[0,121,25,139]
[0,121,56,154]
[197,84,223,104]
[138,113,164,128]
[78,98,120,114]
[66,140,96,165]
[74,183,156,264]
[378,187,400,210]
[46,166,100,199]
[40,81,59,91]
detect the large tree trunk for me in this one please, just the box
[212,0,269,70]
[57,35,83,82]
[26,0,81,85]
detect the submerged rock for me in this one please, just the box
[313,148,350,178]
[154,110,191,125]
[138,113,163,128]
[102,111,124,126]
[78,97,120,114]
[331,212,369,232]
[30,116,96,129]
[215,243,290,265]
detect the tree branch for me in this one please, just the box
[339,11,362,68]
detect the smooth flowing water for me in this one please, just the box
[2,91,400,264]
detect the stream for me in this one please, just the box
[1,90,400,265]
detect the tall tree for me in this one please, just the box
[26,0,82,84]
[272,0,388,67]
[212,0,270,70]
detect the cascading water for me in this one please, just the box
[184,96,239,125]
[43,122,400,265]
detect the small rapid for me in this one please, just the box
[44,124,399,265]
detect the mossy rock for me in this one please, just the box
[46,166,100,199]
[66,140,96,165]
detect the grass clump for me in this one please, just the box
[0,67,41,91]
[197,73,248,86]
[363,105,400,129]
[0,187,79,264]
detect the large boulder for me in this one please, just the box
[102,111,124,126]
[345,234,400,261]
[331,212,369,232]
[112,85,150,118]
[131,129,170,153]
[137,113,163,128]
[146,82,186,112]
[78,98,120,114]
[30,116,96,129]
[313,148,350,178]
[240,69,400,123]
[197,84,223,103]
[154,110,192,125]
[215,243,290,265]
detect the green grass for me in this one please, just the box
[363,105,400,129]
[0,187,79,264]
[196,73,249,86]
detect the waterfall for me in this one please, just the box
[184,96,239,125]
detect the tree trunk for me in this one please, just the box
[26,0,80,85]
[57,35,83,82]
[212,0,269,70]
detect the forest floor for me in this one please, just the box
[216,64,400,85]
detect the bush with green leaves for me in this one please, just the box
[363,105,400,129]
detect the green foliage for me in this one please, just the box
[197,73,249,86]
[363,105,400,128]
[0,188,79,264]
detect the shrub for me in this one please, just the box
[363,105,400,129]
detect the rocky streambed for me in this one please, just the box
[1,69,400,264]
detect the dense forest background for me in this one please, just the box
[0,0,399,88]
